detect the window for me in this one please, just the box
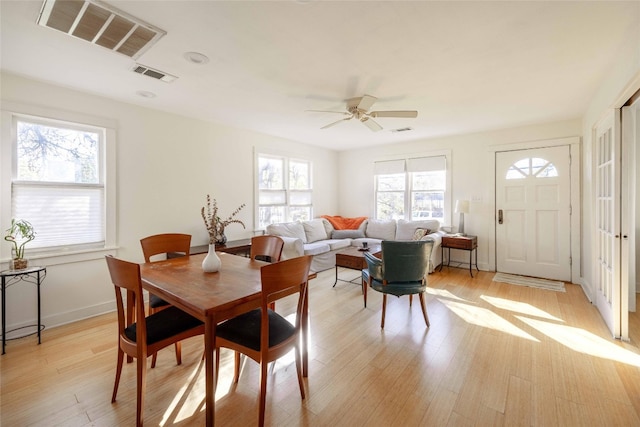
[256,153,312,229]
[1,108,116,262]
[374,155,448,222]
[506,157,558,180]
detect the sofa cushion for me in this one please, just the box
[366,219,396,240]
[266,222,307,242]
[332,229,365,239]
[303,241,330,256]
[396,219,440,240]
[326,239,351,251]
[303,219,329,243]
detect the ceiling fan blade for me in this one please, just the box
[369,110,418,118]
[357,95,377,112]
[306,109,351,115]
[361,117,383,132]
[321,116,353,129]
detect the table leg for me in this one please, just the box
[37,270,42,344]
[469,249,473,278]
[2,278,5,355]
[302,282,309,377]
[333,266,338,287]
[362,277,367,308]
[205,318,216,427]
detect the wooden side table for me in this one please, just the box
[439,235,479,277]
[1,266,46,354]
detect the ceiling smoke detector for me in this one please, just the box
[131,64,177,83]
[37,0,166,59]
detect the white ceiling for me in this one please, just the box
[1,1,638,151]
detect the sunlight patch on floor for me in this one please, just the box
[439,299,539,341]
[516,316,640,367]
[481,295,564,322]
[427,287,472,302]
[160,360,206,425]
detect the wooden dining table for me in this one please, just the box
[139,252,310,427]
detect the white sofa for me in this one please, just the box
[265,218,445,273]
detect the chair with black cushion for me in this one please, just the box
[361,240,434,329]
[250,235,284,263]
[105,255,204,427]
[140,233,191,367]
[214,255,312,427]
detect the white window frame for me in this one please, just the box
[1,102,117,266]
[255,150,313,230]
[374,151,452,224]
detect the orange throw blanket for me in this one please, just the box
[321,215,367,230]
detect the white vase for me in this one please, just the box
[202,243,221,273]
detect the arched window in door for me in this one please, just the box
[505,157,558,180]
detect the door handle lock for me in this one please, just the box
[498,209,503,224]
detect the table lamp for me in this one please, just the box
[455,199,470,235]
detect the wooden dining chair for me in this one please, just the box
[105,255,204,427]
[214,255,312,427]
[140,233,191,367]
[250,235,284,263]
[250,235,285,311]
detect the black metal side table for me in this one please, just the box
[1,266,46,354]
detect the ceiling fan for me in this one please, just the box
[307,95,418,132]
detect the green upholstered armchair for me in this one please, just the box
[361,240,434,329]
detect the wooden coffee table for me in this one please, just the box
[334,244,381,287]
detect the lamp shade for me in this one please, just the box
[455,199,470,214]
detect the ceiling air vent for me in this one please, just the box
[131,64,177,83]
[37,0,166,60]
[391,127,414,133]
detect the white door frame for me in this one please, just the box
[487,137,581,284]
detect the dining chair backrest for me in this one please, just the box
[106,255,148,347]
[140,233,191,262]
[261,254,311,311]
[250,235,284,263]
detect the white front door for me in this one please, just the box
[594,109,624,338]
[495,146,572,281]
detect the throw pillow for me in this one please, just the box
[331,229,366,239]
[396,219,439,240]
[412,228,432,240]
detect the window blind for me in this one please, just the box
[12,183,105,249]
[407,156,446,172]
[373,159,406,175]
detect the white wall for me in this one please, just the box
[0,73,338,330]
[338,119,582,272]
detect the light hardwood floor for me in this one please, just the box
[2,267,640,426]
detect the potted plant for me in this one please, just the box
[4,219,36,270]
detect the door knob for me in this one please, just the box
[498,209,503,224]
